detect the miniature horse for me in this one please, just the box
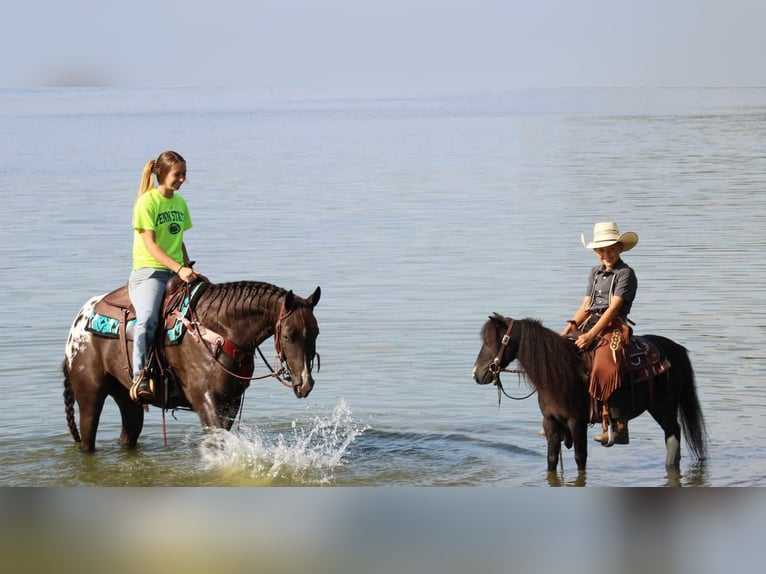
[63,280,320,452]
[473,313,707,472]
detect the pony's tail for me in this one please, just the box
[677,349,708,461]
[62,360,81,444]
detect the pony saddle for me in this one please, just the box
[569,332,671,386]
[85,276,208,345]
[626,336,671,384]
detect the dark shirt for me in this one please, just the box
[584,259,637,316]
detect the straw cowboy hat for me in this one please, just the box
[580,222,639,252]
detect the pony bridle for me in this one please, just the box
[488,319,534,403]
[489,319,515,382]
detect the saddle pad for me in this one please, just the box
[87,313,136,338]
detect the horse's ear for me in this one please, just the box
[284,290,296,311]
[490,312,506,322]
[306,286,321,308]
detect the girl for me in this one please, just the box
[129,150,199,401]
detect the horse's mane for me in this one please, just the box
[514,318,585,396]
[195,281,287,322]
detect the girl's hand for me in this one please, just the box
[178,265,199,283]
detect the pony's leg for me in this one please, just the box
[545,437,562,472]
[543,417,562,472]
[112,380,145,448]
[569,419,588,472]
[647,386,682,469]
[665,435,681,468]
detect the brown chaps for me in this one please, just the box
[587,319,631,402]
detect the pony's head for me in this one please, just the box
[276,286,321,398]
[472,312,519,386]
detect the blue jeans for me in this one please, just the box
[128,267,173,381]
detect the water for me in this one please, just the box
[1,87,764,486]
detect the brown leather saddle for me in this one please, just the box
[87,275,208,343]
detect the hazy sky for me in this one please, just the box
[3,0,764,91]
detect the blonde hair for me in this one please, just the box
[137,150,186,198]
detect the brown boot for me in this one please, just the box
[593,415,609,443]
[593,427,608,443]
[612,417,629,445]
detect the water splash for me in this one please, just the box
[198,399,368,485]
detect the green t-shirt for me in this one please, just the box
[132,188,193,269]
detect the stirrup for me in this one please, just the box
[598,419,629,447]
[129,371,153,402]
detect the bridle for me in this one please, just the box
[273,300,320,385]
[489,319,536,403]
[173,298,319,390]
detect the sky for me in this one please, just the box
[2,0,765,92]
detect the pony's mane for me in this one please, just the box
[514,318,584,396]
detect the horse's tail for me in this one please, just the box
[676,347,708,461]
[62,360,81,443]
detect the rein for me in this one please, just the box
[495,374,537,404]
[490,319,537,404]
[171,298,294,388]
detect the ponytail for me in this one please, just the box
[137,160,156,198]
[136,151,186,199]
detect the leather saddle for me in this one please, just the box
[87,275,208,343]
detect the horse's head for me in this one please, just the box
[276,286,321,398]
[472,313,519,385]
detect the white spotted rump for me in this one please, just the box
[65,295,103,369]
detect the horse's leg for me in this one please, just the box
[219,400,243,431]
[187,385,241,431]
[187,388,227,430]
[178,360,243,432]
[111,378,145,448]
[73,375,109,453]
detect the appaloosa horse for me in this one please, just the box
[472,313,707,472]
[63,280,320,452]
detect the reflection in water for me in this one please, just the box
[547,470,588,488]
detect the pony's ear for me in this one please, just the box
[306,286,321,308]
[490,312,506,322]
[284,290,296,311]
